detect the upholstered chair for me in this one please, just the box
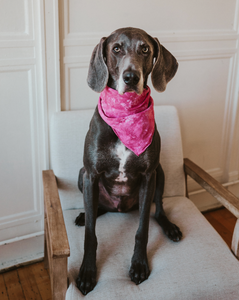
[43,106,239,300]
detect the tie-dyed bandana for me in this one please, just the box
[98,86,155,156]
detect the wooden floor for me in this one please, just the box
[0,262,52,300]
[203,207,237,247]
[0,207,237,300]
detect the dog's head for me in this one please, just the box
[87,27,178,95]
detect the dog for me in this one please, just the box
[75,27,182,295]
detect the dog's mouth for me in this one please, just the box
[122,86,142,95]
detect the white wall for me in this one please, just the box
[0,0,239,270]
[59,0,239,210]
[0,0,48,270]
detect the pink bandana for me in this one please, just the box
[98,86,155,156]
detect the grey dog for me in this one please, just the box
[75,27,182,295]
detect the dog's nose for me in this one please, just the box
[123,71,140,86]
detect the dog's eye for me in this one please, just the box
[142,46,149,54]
[113,46,121,53]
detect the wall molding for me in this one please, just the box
[61,0,239,43]
[0,0,48,246]
[0,32,32,40]
[229,171,239,182]
[221,52,239,182]
[0,40,35,48]
[0,0,33,41]
[0,234,44,272]
[0,66,43,233]
[175,48,237,61]
[0,231,44,246]
[62,27,239,66]
[0,210,42,230]
[63,48,237,66]
[63,29,239,47]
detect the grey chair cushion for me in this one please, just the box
[64,197,239,300]
[50,106,185,210]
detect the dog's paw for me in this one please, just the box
[157,215,182,242]
[163,222,182,242]
[76,264,97,295]
[129,258,150,285]
[75,213,85,226]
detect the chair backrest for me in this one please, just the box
[50,106,185,210]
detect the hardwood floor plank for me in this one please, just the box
[3,269,25,300]
[203,213,230,247]
[203,209,234,247]
[30,262,52,300]
[0,273,9,300]
[207,209,236,232]
[18,265,42,300]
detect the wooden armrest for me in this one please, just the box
[43,170,70,258]
[184,158,239,219]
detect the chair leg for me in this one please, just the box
[44,218,49,269]
[185,173,189,198]
[232,219,239,259]
[45,218,68,299]
[51,257,68,300]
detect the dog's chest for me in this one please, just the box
[114,140,131,182]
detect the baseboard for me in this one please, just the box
[189,181,239,212]
[189,191,223,212]
[0,234,44,273]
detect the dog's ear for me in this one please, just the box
[151,38,178,92]
[87,37,109,93]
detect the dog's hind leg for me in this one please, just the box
[75,208,107,226]
[154,163,182,242]
[76,168,107,226]
[78,167,85,193]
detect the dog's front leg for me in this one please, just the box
[154,164,182,242]
[76,172,99,295]
[129,171,156,285]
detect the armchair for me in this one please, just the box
[43,106,239,299]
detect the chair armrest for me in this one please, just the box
[184,158,239,219]
[43,170,70,258]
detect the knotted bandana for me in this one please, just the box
[98,86,155,156]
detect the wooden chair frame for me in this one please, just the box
[43,158,239,300]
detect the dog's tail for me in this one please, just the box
[78,167,85,193]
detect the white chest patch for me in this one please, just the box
[115,141,131,182]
